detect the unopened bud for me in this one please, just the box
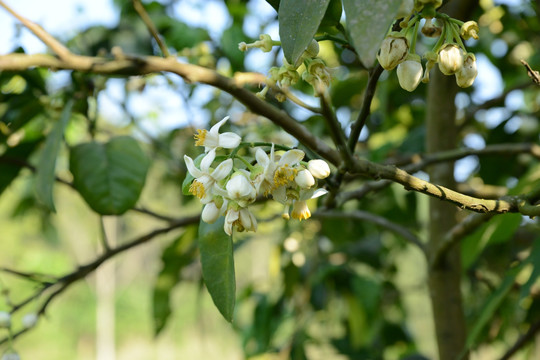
[438,44,464,75]
[421,17,442,37]
[307,159,330,179]
[456,53,477,88]
[377,34,409,71]
[202,202,221,224]
[295,169,315,189]
[396,0,414,19]
[397,55,423,92]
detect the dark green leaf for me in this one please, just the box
[70,136,149,215]
[342,0,401,67]
[198,217,236,322]
[221,24,246,72]
[153,226,197,336]
[279,0,331,65]
[0,138,42,197]
[35,101,73,212]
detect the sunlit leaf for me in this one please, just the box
[342,0,401,67]
[70,136,149,215]
[35,101,73,212]
[279,0,331,65]
[198,217,236,322]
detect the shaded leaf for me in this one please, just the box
[198,217,236,322]
[0,138,43,197]
[342,0,401,67]
[70,136,149,215]
[35,101,73,212]
[153,226,197,336]
[279,0,331,65]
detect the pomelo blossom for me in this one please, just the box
[184,149,232,204]
[194,116,241,152]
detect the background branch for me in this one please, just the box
[132,0,170,57]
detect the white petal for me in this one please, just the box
[184,155,203,178]
[218,132,241,149]
[310,188,328,199]
[255,148,270,167]
[200,149,216,172]
[209,116,230,136]
[224,208,238,236]
[278,149,304,167]
[212,158,233,180]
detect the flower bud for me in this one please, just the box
[377,35,409,71]
[461,21,479,40]
[295,169,315,189]
[307,159,330,179]
[0,311,11,328]
[456,53,477,88]
[238,208,257,232]
[438,44,464,75]
[202,202,221,224]
[226,173,256,206]
[421,17,442,37]
[397,56,423,92]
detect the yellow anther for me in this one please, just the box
[194,129,207,146]
[189,180,206,199]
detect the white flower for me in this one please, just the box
[274,186,328,221]
[438,44,464,75]
[307,159,330,179]
[184,149,232,204]
[0,311,11,328]
[194,116,241,152]
[22,313,38,328]
[253,146,276,195]
[273,149,305,188]
[226,173,257,207]
[295,169,315,189]
[397,59,423,92]
[224,207,257,236]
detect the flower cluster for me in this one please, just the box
[239,36,332,98]
[184,117,331,236]
[378,0,479,91]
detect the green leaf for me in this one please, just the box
[152,226,197,336]
[342,0,401,67]
[198,217,236,322]
[279,0,331,65]
[0,138,42,197]
[70,136,149,215]
[35,101,73,212]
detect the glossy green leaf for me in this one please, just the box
[342,0,401,67]
[70,136,149,215]
[35,101,73,212]
[198,217,236,322]
[279,0,331,65]
[0,138,42,197]
[152,226,197,336]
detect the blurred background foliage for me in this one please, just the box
[0,0,540,359]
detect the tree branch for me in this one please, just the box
[520,59,540,85]
[132,0,170,57]
[498,317,540,360]
[0,214,200,345]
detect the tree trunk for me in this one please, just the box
[425,2,477,358]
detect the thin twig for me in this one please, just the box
[498,317,540,360]
[319,88,353,167]
[430,213,494,268]
[132,0,170,57]
[0,214,200,345]
[313,210,427,254]
[0,0,72,60]
[520,59,540,85]
[347,64,384,152]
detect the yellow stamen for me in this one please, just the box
[194,129,207,146]
[189,180,206,199]
[291,207,311,220]
[273,165,297,187]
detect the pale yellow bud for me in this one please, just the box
[377,35,409,71]
[438,44,464,75]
